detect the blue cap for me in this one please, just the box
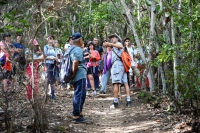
[72,32,82,40]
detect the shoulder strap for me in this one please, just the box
[112,48,121,60]
[67,46,76,55]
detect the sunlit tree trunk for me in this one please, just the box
[137,0,140,25]
[121,0,156,90]
[171,15,178,97]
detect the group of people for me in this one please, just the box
[0,32,143,123]
[0,33,63,100]
[64,32,143,123]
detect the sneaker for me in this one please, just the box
[3,91,7,96]
[87,88,91,91]
[52,95,56,100]
[126,101,131,107]
[95,88,99,91]
[11,90,16,93]
[67,84,71,90]
[74,117,87,123]
[92,90,97,96]
[110,102,119,108]
[100,91,105,94]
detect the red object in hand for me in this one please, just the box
[57,54,60,59]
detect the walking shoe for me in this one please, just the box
[126,101,132,107]
[74,117,87,123]
[87,88,91,91]
[100,91,105,94]
[11,90,16,93]
[51,95,56,100]
[67,84,71,90]
[110,102,119,108]
[95,88,99,91]
[92,90,97,96]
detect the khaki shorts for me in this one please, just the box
[131,66,140,77]
[111,60,127,84]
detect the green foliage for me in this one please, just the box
[0,0,8,5]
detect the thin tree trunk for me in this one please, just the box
[120,0,146,64]
[159,64,166,94]
[148,0,156,91]
[171,16,178,97]
[137,0,140,25]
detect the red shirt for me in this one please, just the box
[89,50,100,66]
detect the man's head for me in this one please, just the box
[67,36,73,45]
[72,32,83,47]
[124,37,131,47]
[3,33,11,41]
[109,34,120,43]
[93,38,99,46]
[47,35,54,45]
[16,34,22,43]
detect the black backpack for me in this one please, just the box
[60,46,76,83]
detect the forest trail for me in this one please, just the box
[46,84,192,133]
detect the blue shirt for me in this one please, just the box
[44,45,57,64]
[13,42,24,58]
[25,48,40,59]
[68,45,86,83]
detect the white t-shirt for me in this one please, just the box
[64,43,71,55]
[126,46,137,66]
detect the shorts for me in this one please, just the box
[87,67,93,75]
[131,66,140,77]
[111,60,127,84]
[3,71,13,79]
[46,63,56,84]
[98,60,103,71]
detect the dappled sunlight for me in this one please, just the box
[102,121,159,132]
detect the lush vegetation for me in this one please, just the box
[1,0,200,132]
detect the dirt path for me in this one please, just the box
[46,84,192,133]
[0,82,193,132]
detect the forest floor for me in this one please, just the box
[0,80,195,133]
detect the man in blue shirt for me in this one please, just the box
[68,32,87,123]
[13,34,24,57]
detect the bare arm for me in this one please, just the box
[103,42,123,49]
[72,60,79,78]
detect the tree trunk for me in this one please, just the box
[171,15,178,97]
[120,0,146,64]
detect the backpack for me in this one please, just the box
[60,46,76,83]
[0,54,6,66]
[112,48,132,72]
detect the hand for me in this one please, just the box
[89,54,95,58]
[54,57,58,62]
[103,42,112,47]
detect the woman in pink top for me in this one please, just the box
[86,41,100,95]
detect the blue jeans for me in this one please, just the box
[73,78,86,116]
[46,63,56,95]
[87,66,99,89]
[100,69,111,92]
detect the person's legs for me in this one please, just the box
[131,66,136,86]
[122,72,131,107]
[93,66,99,90]
[11,76,16,92]
[73,79,87,118]
[87,74,96,95]
[2,79,8,93]
[46,63,56,99]
[100,69,111,93]
[79,78,86,114]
